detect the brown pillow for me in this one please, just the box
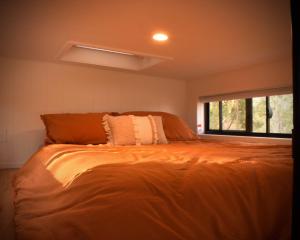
[121,111,198,141]
[41,113,113,144]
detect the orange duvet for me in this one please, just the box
[13,140,292,240]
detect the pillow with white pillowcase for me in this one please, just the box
[102,114,168,145]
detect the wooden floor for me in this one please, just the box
[0,169,18,240]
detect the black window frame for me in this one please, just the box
[204,96,292,138]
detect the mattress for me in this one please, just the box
[13,140,292,240]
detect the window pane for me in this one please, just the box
[209,102,219,130]
[222,99,246,130]
[270,94,293,134]
[253,97,266,133]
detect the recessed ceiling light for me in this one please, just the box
[152,33,168,42]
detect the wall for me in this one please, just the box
[0,57,187,168]
[186,57,293,130]
[0,56,293,167]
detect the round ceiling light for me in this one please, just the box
[152,33,168,42]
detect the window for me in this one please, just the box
[252,97,266,133]
[222,99,246,131]
[209,101,219,130]
[204,94,293,138]
[269,95,293,134]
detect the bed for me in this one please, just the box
[13,139,292,240]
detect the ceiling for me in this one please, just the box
[0,0,291,80]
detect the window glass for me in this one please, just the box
[209,101,219,130]
[270,94,293,134]
[222,99,246,130]
[253,97,266,133]
[205,93,293,137]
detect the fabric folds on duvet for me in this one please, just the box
[13,140,292,240]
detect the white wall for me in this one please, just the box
[0,56,293,168]
[186,57,292,130]
[0,57,187,168]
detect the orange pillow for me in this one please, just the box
[121,111,198,141]
[41,113,113,144]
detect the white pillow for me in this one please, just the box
[132,115,157,145]
[149,115,168,144]
[103,114,168,145]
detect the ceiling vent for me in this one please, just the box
[57,42,172,71]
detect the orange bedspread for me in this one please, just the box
[13,140,292,240]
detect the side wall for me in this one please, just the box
[0,57,187,167]
[186,58,293,130]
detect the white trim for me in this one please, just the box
[199,134,292,145]
[56,41,174,61]
[75,45,135,56]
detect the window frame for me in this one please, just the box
[204,96,292,138]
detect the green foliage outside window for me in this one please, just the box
[253,97,266,133]
[209,102,219,130]
[222,99,245,130]
[270,94,293,134]
[207,94,293,135]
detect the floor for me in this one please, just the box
[0,169,18,240]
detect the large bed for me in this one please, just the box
[13,139,292,240]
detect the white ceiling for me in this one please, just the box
[0,0,292,80]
